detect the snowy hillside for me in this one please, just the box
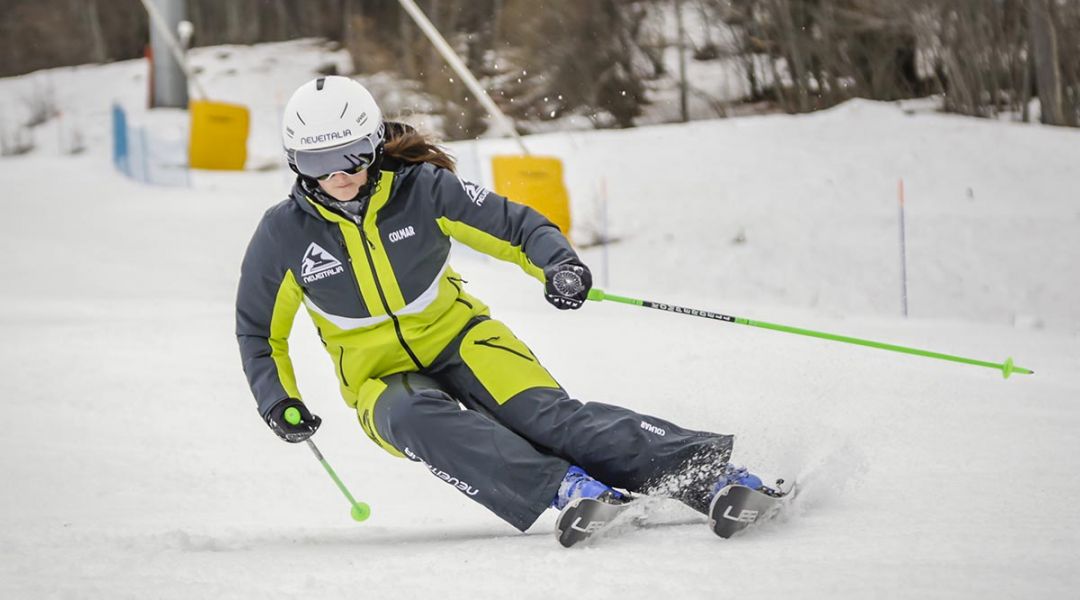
[1,44,1079,599]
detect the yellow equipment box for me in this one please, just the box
[491,155,571,234]
[189,100,249,170]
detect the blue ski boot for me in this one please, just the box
[551,466,626,510]
[712,464,783,498]
[708,464,792,538]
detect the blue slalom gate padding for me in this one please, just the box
[110,102,190,187]
[112,104,129,175]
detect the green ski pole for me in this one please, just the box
[284,407,371,522]
[586,288,1034,379]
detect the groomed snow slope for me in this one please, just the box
[1,58,1079,599]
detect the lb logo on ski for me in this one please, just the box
[300,242,344,283]
[721,506,759,523]
[570,517,606,533]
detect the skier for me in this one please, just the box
[236,76,774,535]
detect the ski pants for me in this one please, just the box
[355,316,734,531]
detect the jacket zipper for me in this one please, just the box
[446,276,473,309]
[354,220,424,370]
[323,198,423,371]
[337,346,350,386]
[337,236,366,309]
[473,336,535,362]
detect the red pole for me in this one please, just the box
[145,44,155,109]
[898,178,909,318]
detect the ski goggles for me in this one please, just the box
[293,124,384,181]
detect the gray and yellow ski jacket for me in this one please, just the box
[236,161,578,420]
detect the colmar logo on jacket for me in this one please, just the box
[388,225,416,243]
[300,242,344,283]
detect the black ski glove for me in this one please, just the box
[265,398,322,443]
[543,261,592,310]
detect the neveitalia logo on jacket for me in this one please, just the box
[459,179,490,207]
[300,242,344,283]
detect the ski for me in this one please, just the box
[554,497,635,548]
[556,482,796,547]
[708,483,795,538]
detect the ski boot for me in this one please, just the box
[551,466,625,510]
[712,464,784,498]
[553,466,630,547]
[709,464,792,538]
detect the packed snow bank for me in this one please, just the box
[1,48,1078,600]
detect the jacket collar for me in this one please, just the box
[290,171,396,223]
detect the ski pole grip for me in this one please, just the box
[588,288,606,302]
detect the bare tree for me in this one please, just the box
[1029,0,1068,125]
[4,0,1079,131]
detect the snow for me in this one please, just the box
[2,44,1080,599]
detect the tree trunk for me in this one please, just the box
[399,4,417,78]
[1021,39,1033,123]
[272,0,289,41]
[1029,0,1067,125]
[775,0,809,112]
[225,0,241,43]
[340,0,351,43]
[86,0,108,62]
[675,0,689,122]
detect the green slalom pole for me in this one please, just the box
[284,407,371,522]
[587,289,1034,379]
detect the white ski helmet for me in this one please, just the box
[281,76,385,179]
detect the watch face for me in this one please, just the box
[553,270,583,296]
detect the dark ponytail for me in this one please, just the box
[382,121,456,172]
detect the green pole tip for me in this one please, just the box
[587,288,605,302]
[351,502,371,522]
[284,406,302,425]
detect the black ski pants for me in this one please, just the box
[360,316,733,531]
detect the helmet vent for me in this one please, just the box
[315,77,326,91]
[339,102,349,119]
[295,112,307,125]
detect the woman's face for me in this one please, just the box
[317,169,369,201]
